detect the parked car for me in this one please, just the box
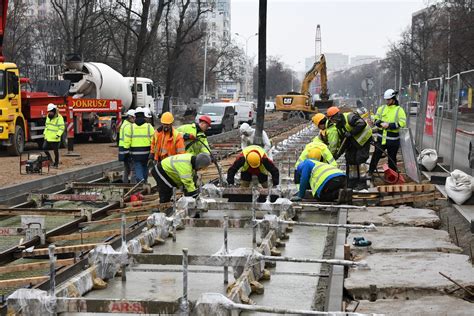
[265,101,276,112]
[196,103,237,135]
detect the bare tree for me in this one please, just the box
[162,0,211,112]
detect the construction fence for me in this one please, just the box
[400,69,474,173]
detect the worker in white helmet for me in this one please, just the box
[239,123,272,159]
[368,89,407,176]
[119,109,136,183]
[43,103,64,168]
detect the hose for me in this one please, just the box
[189,137,225,186]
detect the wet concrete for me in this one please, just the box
[345,252,474,300]
[348,206,440,227]
[348,226,462,256]
[348,295,474,315]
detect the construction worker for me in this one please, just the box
[151,153,212,203]
[43,103,64,168]
[239,123,272,158]
[326,106,372,189]
[149,112,185,163]
[124,107,154,182]
[177,115,211,156]
[295,140,337,167]
[312,113,341,156]
[227,145,279,188]
[368,89,407,175]
[118,109,136,183]
[293,148,346,202]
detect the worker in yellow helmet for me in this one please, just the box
[149,112,185,163]
[227,145,279,188]
[293,147,346,202]
[295,139,337,168]
[312,113,341,157]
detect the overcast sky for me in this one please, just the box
[231,0,428,71]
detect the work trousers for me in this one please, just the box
[318,175,346,202]
[369,139,400,173]
[122,157,135,184]
[134,160,149,183]
[240,171,268,188]
[43,140,60,166]
[151,163,175,203]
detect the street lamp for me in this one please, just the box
[235,32,258,100]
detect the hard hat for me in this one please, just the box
[135,107,145,114]
[195,153,212,170]
[307,148,322,161]
[199,115,212,126]
[143,107,152,118]
[383,89,398,100]
[312,113,326,126]
[126,109,136,117]
[47,103,57,111]
[326,106,340,117]
[239,122,253,135]
[246,151,261,168]
[161,112,174,124]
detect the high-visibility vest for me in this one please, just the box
[309,161,344,197]
[161,153,196,192]
[326,121,341,156]
[44,115,65,142]
[295,141,337,167]
[125,122,154,161]
[151,128,185,161]
[241,145,268,175]
[343,112,372,146]
[118,120,131,160]
[374,104,407,145]
[177,123,210,156]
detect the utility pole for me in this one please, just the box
[254,0,266,146]
[202,32,208,105]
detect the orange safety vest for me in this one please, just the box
[150,127,185,162]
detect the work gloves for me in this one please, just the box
[183,133,196,141]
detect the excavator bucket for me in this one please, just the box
[313,100,334,112]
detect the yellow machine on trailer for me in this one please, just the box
[275,54,333,119]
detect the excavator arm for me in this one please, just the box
[300,54,329,101]
[0,0,8,61]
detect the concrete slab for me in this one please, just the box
[348,227,462,256]
[347,207,394,226]
[348,206,440,228]
[345,252,474,300]
[387,207,441,228]
[349,295,474,315]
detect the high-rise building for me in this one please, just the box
[204,0,231,48]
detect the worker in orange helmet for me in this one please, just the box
[149,112,185,165]
[227,145,279,188]
[326,106,372,190]
[312,113,341,156]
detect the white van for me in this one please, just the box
[234,101,254,124]
[265,101,276,112]
[196,103,238,135]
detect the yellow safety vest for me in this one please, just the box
[295,141,337,167]
[241,145,268,174]
[309,161,344,197]
[343,112,372,146]
[161,153,196,192]
[374,104,407,145]
[177,123,210,156]
[44,115,65,142]
[124,122,154,160]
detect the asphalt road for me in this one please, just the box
[409,115,472,174]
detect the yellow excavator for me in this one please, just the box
[275,54,333,119]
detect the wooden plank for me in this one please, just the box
[0,259,75,274]
[47,229,124,242]
[79,215,149,227]
[377,184,435,193]
[21,243,101,257]
[378,192,442,206]
[0,208,82,216]
[0,276,49,288]
[107,202,172,214]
